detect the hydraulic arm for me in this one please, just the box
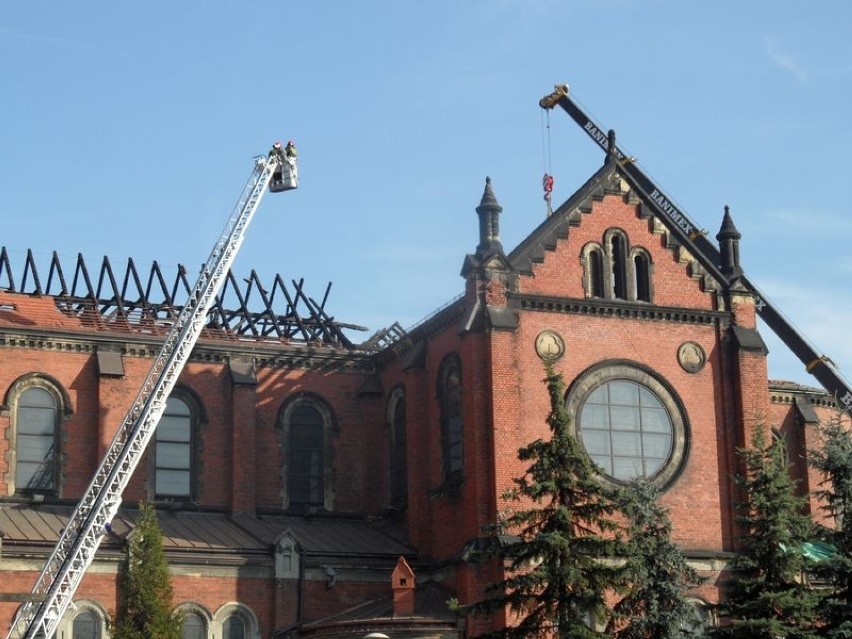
[7,152,297,639]
[541,84,852,413]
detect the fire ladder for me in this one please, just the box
[7,151,297,639]
[540,84,852,415]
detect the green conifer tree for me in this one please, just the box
[112,502,182,639]
[609,479,705,639]
[711,427,819,639]
[463,365,629,639]
[808,416,852,637]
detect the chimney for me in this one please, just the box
[391,556,416,617]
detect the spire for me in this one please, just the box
[476,176,503,256]
[716,205,743,279]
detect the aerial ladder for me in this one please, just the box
[6,149,298,639]
[540,84,852,415]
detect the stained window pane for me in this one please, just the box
[16,388,57,492]
[581,430,610,456]
[586,386,608,404]
[182,613,205,639]
[612,432,642,456]
[288,405,324,507]
[642,433,672,459]
[223,615,245,639]
[441,359,464,478]
[641,407,671,432]
[613,456,644,480]
[157,442,191,468]
[582,404,609,429]
[17,435,54,461]
[610,406,641,430]
[579,379,675,482]
[72,610,99,639]
[156,396,192,499]
[158,415,192,442]
[608,381,638,405]
[157,470,190,497]
[391,394,408,505]
[165,396,191,416]
[590,454,612,475]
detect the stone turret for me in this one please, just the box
[716,205,743,279]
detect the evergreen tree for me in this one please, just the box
[112,502,182,639]
[463,365,629,639]
[809,416,852,638]
[711,428,820,639]
[609,479,704,639]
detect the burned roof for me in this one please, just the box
[0,247,367,348]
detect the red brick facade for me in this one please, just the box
[0,158,846,638]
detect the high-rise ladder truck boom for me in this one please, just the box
[7,150,298,639]
[541,84,852,414]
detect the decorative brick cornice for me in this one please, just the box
[0,327,374,373]
[512,293,727,326]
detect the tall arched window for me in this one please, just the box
[14,386,60,495]
[633,252,651,302]
[223,614,245,639]
[589,247,605,298]
[388,388,408,508]
[610,233,628,300]
[56,601,107,639]
[438,355,464,480]
[155,395,194,500]
[284,401,327,510]
[182,612,207,639]
[72,610,100,639]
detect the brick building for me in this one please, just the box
[0,141,846,638]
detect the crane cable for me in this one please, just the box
[541,108,554,216]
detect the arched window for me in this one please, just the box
[155,395,194,500]
[182,612,207,639]
[583,231,653,303]
[610,234,628,300]
[213,603,258,639]
[72,610,100,639]
[388,388,408,508]
[175,603,212,639]
[633,252,651,302]
[223,614,245,639]
[438,355,463,480]
[12,383,63,496]
[280,397,333,511]
[589,247,605,298]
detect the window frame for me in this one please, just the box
[212,603,259,639]
[55,600,108,639]
[278,394,335,511]
[566,361,689,488]
[437,354,464,482]
[152,388,203,503]
[387,386,408,509]
[581,231,653,303]
[175,602,213,639]
[4,374,70,498]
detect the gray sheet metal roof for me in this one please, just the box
[233,512,412,557]
[0,504,413,559]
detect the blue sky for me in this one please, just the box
[2,1,851,387]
